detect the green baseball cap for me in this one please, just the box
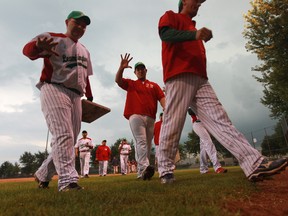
[134,62,146,70]
[67,11,91,25]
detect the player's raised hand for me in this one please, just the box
[36,37,59,56]
[120,53,133,70]
[196,27,213,42]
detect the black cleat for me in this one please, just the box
[142,165,155,180]
[248,158,288,182]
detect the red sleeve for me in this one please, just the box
[22,41,43,60]
[85,77,93,98]
[191,115,197,123]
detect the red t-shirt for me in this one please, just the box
[119,78,165,120]
[96,145,111,161]
[158,10,207,83]
[153,120,162,145]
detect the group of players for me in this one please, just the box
[23,0,287,191]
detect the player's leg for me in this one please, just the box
[129,114,149,177]
[40,83,80,191]
[79,153,85,176]
[199,140,209,174]
[193,122,221,172]
[191,81,263,177]
[158,74,202,181]
[83,152,90,176]
[103,160,108,176]
[99,161,103,176]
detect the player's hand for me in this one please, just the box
[196,27,213,42]
[87,97,93,102]
[36,37,59,56]
[120,53,133,70]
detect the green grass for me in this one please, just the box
[0,167,257,216]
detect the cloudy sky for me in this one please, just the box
[0,0,277,165]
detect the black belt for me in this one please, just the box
[46,82,81,95]
[80,150,90,152]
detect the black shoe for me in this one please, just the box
[84,174,89,178]
[248,158,288,182]
[160,173,175,184]
[60,183,84,192]
[142,165,155,180]
[34,175,49,189]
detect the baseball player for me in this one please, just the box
[118,139,132,175]
[115,54,166,180]
[23,11,94,191]
[96,140,111,176]
[157,0,287,184]
[188,107,227,174]
[75,130,94,178]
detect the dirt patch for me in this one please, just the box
[225,170,288,216]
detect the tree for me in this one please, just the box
[19,151,37,175]
[243,0,288,118]
[261,121,288,156]
[0,161,21,178]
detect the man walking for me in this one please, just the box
[23,11,94,191]
[96,140,111,176]
[118,139,132,175]
[115,54,165,180]
[75,130,94,178]
[157,0,287,184]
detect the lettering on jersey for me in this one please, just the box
[145,83,154,88]
[62,55,88,69]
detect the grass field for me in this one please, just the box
[0,167,256,216]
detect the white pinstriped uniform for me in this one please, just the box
[35,83,82,190]
[192,121,221,173]
[158,73,264,178]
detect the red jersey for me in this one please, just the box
[158,10,207,83]
[96,145,111,161]
[153,120,162,145]
[119,78,165,120]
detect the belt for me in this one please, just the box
[46,82,81,95]
[80,150,90,152]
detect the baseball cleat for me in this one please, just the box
[248,158,288,182]
[160,173,175,184]
[216,167,228,174]
[60,183,84,192]
[34,174,49,189]
[142,165,155,180]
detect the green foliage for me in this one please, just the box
[19,151,47,175]
[0,161,20,178]
[0,168,254,216]
[261,121,288,156]
[243,0,288,118]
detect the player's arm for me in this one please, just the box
[75,148,79,157]
[159,26,212,43]
[85,78,93,102]
[115,53,133,87]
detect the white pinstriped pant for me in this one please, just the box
[129,114,155,177]
[193,121,221,173]
[79,152,91,176]
[35,83,81,191]
[98,160,108,176]
[158,73,264,177]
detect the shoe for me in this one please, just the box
[84,174,89,178]
[34,174,49,189]
[160,173,175,184]
[142,165,155,180]
[216,167,228,174]
[248,158,288,182]
[60,183,84,192]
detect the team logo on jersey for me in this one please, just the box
[62,55,88,69]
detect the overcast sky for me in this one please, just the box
[0,0,277,165]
